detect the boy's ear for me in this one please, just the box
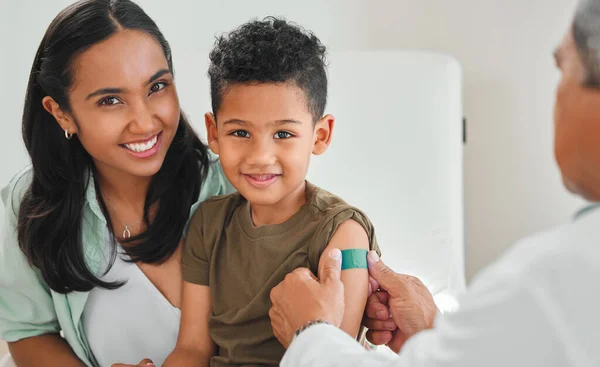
[205,112,219,155]
[312,114,335,155]
[42,96,78,136]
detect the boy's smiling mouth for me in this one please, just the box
[243,173,281,188]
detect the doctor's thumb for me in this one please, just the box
[320,248,342,284]
[367,251,402,295]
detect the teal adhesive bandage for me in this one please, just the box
[340,249,369,270]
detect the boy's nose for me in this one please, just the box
[246,140,277,167]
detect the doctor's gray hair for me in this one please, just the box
[574,0,600,86]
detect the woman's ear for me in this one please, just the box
[42,96,78,136]
[205,112,219,155]
[312,114,335,155]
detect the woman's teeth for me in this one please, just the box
[124,135,158,153]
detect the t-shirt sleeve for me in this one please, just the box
[307,206,380,272]
[182,206,210,286]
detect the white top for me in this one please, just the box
[282,205,600,367]
[82,243,180,367]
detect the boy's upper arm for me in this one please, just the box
[176,281,215,356]
[182,207,210,286]
[177,200,220,363]
[318,219,370,338]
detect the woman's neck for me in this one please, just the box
[94,163,152,228]
[96,169,150,205]
[250,181,307,226]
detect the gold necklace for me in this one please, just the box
[102,197,143,239]
[119,218,143,239]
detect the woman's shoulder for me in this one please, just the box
[197,155,235,202]
[1,165,33,216]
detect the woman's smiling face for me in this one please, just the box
[45,29,181,179]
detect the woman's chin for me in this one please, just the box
[127,161,165,178]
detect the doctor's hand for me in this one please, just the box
[269,249,345,348]
[363,251,437,353]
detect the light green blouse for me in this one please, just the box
[0,159,233,366]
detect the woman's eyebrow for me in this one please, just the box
[86,87,122,100]
[84,69,171,101]
[147,69,171,84]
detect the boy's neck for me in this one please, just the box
[250,181,308,226]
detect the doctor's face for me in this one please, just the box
[553,29,600,201]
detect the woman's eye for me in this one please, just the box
[232,130,250,138]
[99,97,120,106]
[150,82,166,93]
[274,131,292,139]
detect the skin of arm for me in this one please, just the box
[162,282,216,367]
[9,334,87,367]
[317,219,370,338]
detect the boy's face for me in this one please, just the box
[206,83,334,207]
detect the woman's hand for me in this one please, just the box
[111,358,155,367]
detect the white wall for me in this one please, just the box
[0,0,584,282]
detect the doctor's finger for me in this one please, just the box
[365,293,390,320]
[369,277,379,296]
[366,330,393,346]
[362,317,397,331]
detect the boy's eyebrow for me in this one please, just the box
[222,119,303,126]
[223,119,248,126]
[274,119,302,125]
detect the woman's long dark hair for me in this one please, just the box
[17,0,209,294]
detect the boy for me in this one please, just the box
[164,17,380,366]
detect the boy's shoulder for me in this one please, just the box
[308,182,356,216]
[306,181,375,236]
[304,182,380,268]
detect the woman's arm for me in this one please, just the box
[318,220,371,337]
[1,174,86,366]
[162,281,215,367]
[9,334,86,367]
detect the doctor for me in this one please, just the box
[268,0,600,365]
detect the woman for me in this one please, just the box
[0,0,231,366]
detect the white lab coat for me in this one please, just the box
[282,205,600,367]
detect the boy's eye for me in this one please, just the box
[274,131,292,139]
[99,96,121,106]
[232,130,250,138]
[150,82,166,94]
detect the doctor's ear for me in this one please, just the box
[312,114,335,155]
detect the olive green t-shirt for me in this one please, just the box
[182,181,379,367]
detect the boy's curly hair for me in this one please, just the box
[208,16,328,122]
